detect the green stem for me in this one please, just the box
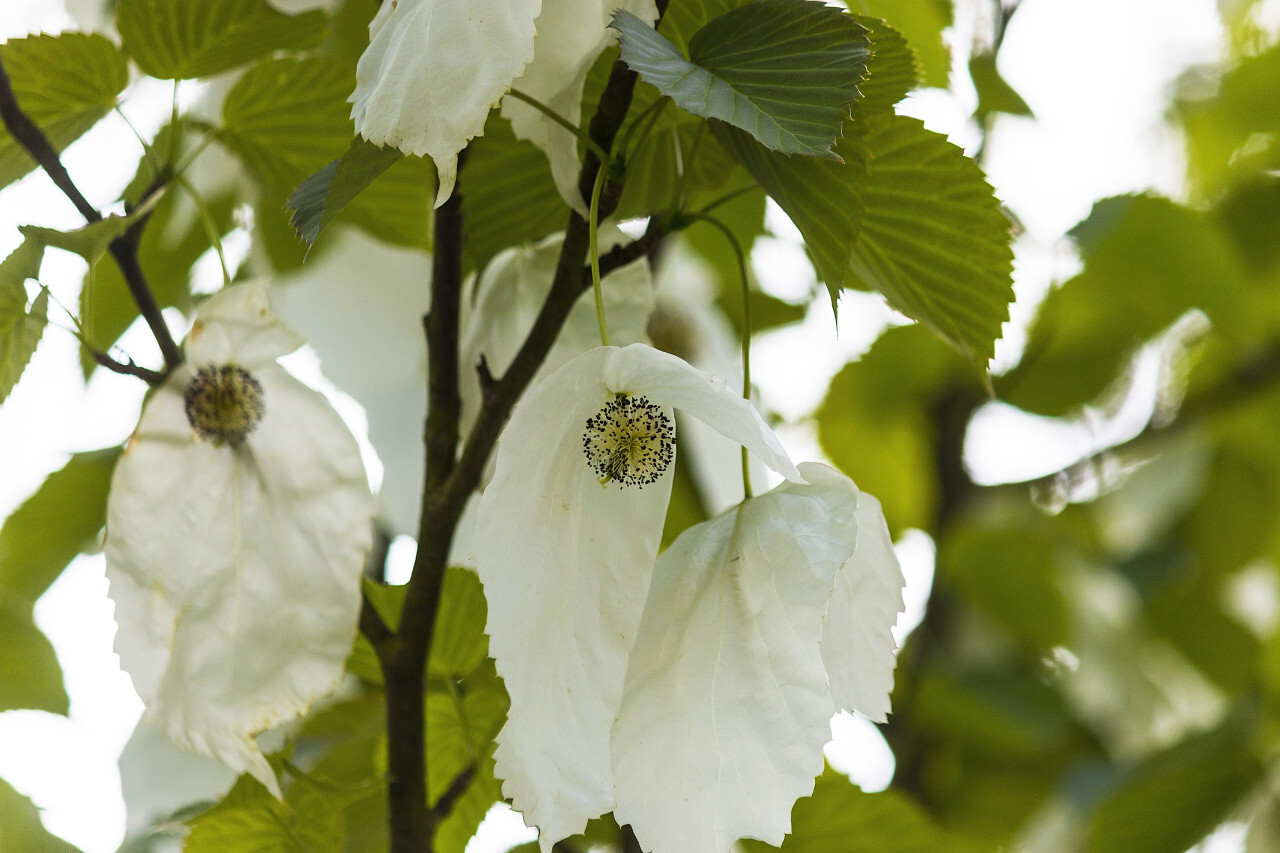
[172,173,230,286]
[589,159,612,347]
[507,88,611,163]
[683,213,753,498]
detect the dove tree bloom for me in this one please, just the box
[104,282,375,797]
[473,342,899,849]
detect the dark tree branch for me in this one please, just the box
[0,55,183,376]
[91,350,168,385]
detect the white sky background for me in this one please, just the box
[0,0,1250,850]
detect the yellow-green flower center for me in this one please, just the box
[184,365,265,447]
[582,394,674,488]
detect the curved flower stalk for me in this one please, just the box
[613,463,905,853]
[473,342,803,847]
[503,0,660,212]
[105,282,375,797]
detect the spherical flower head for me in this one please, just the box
[183,364,265,447]
[582,394,674,488]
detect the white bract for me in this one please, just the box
[474,343,804,848]
[105,282,375,797]
[350,0,542,207]
[613,463,905,853]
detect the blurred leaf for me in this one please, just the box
[614,118,741,220]
[844,115,1014,365]
[1174,44,1280,196]
[1086,707,1263,853]
[941,526,1069,649]
[0,448,120,603]
[20,214,136,265]
[999,194,1262,416]
[0,33,128,191]
[0,592,68,714]
[660,442,711,550]
[221,57,431,249]
[614,1,869,159]
[846,0,952,88]
[854,16,920,114]
[1146,573,1260,693]
[79,190,237,377]
[1216,176,1280,275]
[185,773,345,853]
[116,0,327,80]
[0,777,80,852]
[0,237,47,404]
[321,0,380,66]
[463,113,568,272]
[816,324,974,534]
[913,671,1073,761]
[741,770,980,853]
[969,52,1033,123]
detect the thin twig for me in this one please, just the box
[0,55,183,376]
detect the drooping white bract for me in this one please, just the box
[105,282,375,797]
[350,0,542,207]
[503,0,659,211]
[474,343,803,848]
[612,463,905,853]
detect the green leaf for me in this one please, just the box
[844,115,1014,364]
[998,195,1258,416]
[0,33,128,191]
[614,0,869,159]
[20,214,136,265]
[221,57,431,249]
[1086,708,1264,853]
[116,0,328,80]
[740,771,979,853]
[969,52,1032,123]
[463,113,569,272]
[184,773,345,853]
[0,448,120,603]
[846,0,952,88]
[0,592,69,714]
[426,660,508,805]
[854,16,919,114]
[0,777,81,852]
[0,238,48,404]
[711,121,869,312]
[433,750,503,853]
[287,138,405,248]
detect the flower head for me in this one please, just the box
[105,282,375,797]
[474,342,802,847]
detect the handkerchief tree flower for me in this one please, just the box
[0,2,1021,853]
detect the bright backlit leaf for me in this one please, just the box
[847,0,952,88]
[0,238,47,405]
[854,16,919,114]
[350,0,542,206]
[0,592,68,714]
[475,344,800,848]
[614,1,868,159]
[106,283,375,796]
[613,463,869,853]
[0,32,127,191]
[0,778,80,853]
[116,0,328,79]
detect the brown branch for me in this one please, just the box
[91,350,168,385]
[0,55,183,377]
